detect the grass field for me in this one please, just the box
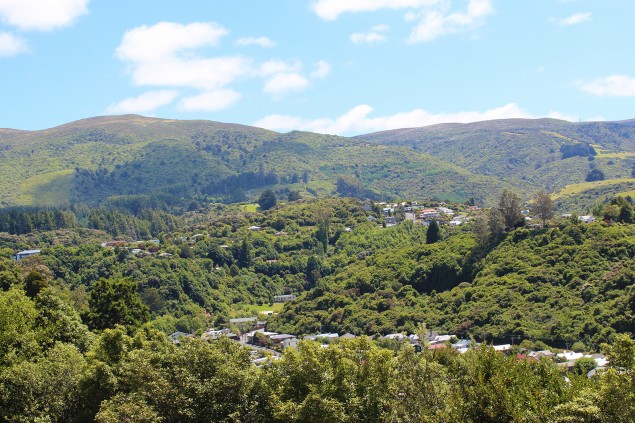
[18,169,74,206]
[245,303,285,315]
[241,204,259,212]
[552,178,635,199]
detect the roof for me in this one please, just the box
[230,317,257,324]
[17,249,41,255]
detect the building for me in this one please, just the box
[15,249,41,260]
[274,294,297,302]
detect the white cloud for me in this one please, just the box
[579,75,635,97]
[351,24,389,44]
[116,22,227,63]
[312,0,438,21]
[129,57,252,90]
[312,0,493,43]
[556,12,592,26]
[0,31,26,57]
[259,60,302,76]
[547,111,578,122]
[106,90,179,114]
[264,73,310,95]
[407,0,494,43]
[255,103,534,135]
[0,0,89,31]
[236,36,275,47]
[178,89,241,112]
[116,22,251,90]
[310,60,331,79]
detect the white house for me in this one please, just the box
[15,249,41,260]
[578,215,595,223]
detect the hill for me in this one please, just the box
[2,115,635,211]
[0,115,508,209]
[359,118,635,209]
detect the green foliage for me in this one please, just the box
[84,278,149,331]
[258,189,277,210]
[426,220,441,244]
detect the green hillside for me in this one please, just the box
[0,115,508,208]
[359,118,635,207]
[2,115,635,210]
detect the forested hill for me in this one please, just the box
[2,115,635,211]
[359,118,635,210]
[0,115,504,209]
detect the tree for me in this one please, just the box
[336,176,364,198]
[288,190,302,202]
[84,277,149,331]
[498,189,523,229]
[472,213,491,246]
[426,220,441,244]
[258,189,277,210]
[533,191,554,227]
[586,168,605,182]
[488,208,505,239]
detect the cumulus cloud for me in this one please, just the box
[116,22,227,63]
[310,60,331,79]
[350,24,390,44]
[254,103,535,135]
[0,32,26,57]
[264,73,310,95]
[556,12,592,26]
[236,36,275,47]
[578,75,635,97]
[312,0,493,43]
[116,22,251,90]
[0,0,89,31]
[113,21,328,111]
[106,90,179,114]
[260,60,302,76]
[407,0,494,43]
[312,0,438,21]
[178,89,242,112]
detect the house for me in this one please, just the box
[493,344,512,353]
[201,328,233,341]
[15,249,41,260]
[385,216,396,226]
[557,351,584,361]
[274,231,288,236]
[419,209,439,219]
[340,333,357,340]
[230,317,258,333]
[449,220,462,227]
[248,226,262,231]
[169,331,192,344]
[382,207,395,215]
[578,215,595,223]
[269,334,296,344]
[367,216,377,222]
[282,337,299,349]
[385,333,407,341]
[452,339,471,349]
[274,294,297,302]
[434,335,454,343]
[306,333,339,341]
[437,207,455,216]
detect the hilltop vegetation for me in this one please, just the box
[3,115,635,212]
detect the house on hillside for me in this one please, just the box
[15,249,41,260]
[578,215,595,223]
[274,294,297,302]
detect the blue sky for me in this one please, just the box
[1,0,634,135]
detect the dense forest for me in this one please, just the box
[1,193,635,420]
